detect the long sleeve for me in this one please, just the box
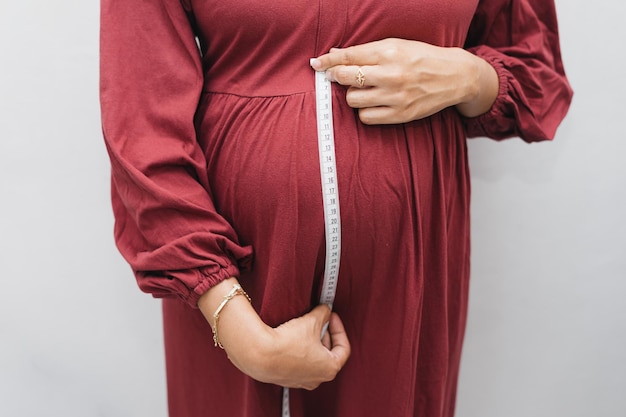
[100,0,253,307]
[463,0,573,142]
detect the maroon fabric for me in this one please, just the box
[100,0,572,416]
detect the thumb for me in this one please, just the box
[307,303,332,335]
[327,312,351,364]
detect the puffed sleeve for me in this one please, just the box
[463,0,573,142]
[100,0,253,307]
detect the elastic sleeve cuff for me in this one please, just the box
[135,251,254,309]
[461,51,516,139]
[462,44,572,142]
[188,263,243,307]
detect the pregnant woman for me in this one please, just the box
[100,1,572,416]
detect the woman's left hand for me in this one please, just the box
[310,38,498,125]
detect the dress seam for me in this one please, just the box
[201,89,314,99]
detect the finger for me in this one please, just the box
[308,303,332,335]
[325,65,377,89]
[345,86,395,109]
[327,313,351,365]
[311,44,380,72]
[357,106,407,125]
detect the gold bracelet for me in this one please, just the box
[212,283,251,349]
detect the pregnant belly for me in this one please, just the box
[198,90,423,244]
[199,92,322,236]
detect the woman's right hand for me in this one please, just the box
[198,278,351,390]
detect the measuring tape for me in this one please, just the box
[314,70,342,308]
[281,70,342,417]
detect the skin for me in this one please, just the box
[311,38,499,123]
[198,277,351,390]
[198,38,499,389]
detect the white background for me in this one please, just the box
[0,1,623,416]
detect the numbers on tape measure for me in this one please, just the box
[315,71,341,308]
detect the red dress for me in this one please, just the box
[100,1,572,416]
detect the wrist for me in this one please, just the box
[211,283,252,348]
[461,50,482,104]
[198,279,276,377]
[198,279,266,344]
[455,51,499,118]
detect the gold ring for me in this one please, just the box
[355,67,365,88]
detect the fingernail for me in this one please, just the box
[324,71,334,82]
[310,58,321,70]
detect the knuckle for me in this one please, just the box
[343,344,352,359]
[335,66,351,85]
[321,370,335,383]
[304,382,320,391]
[382,44,400,61]
[324,362,342,381]
[336,67,352,83]
[342,48,356,65]
[388,67,410,88]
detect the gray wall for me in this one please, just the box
[457,1,626,415]
[0,1,623,416]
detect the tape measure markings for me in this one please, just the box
[281,71,342,417]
